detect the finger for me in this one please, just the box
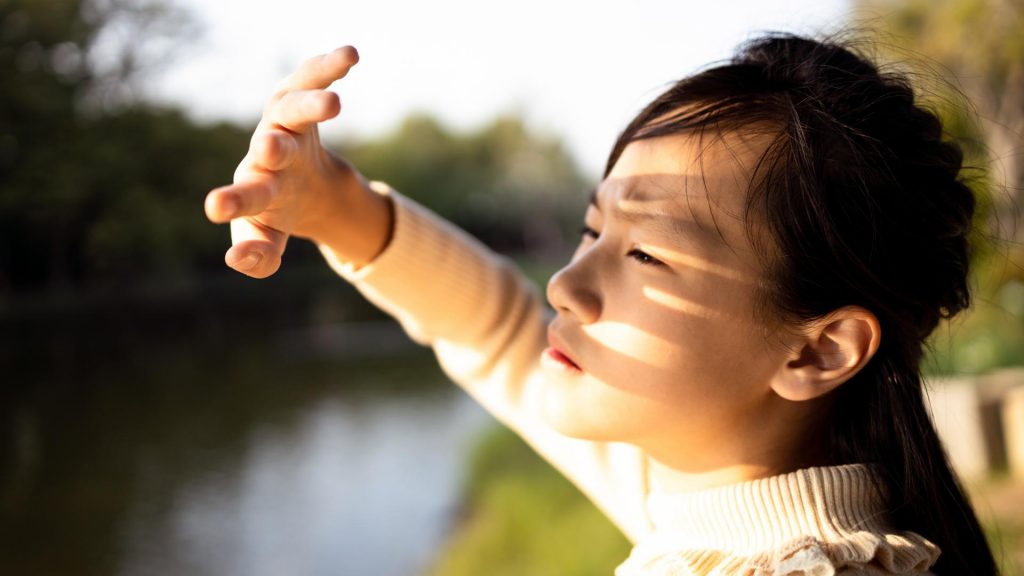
[205,175,276,223]
[250,129,297,171]
[268,89,341,133]
[227,219,289,278]
[276,45,359,93]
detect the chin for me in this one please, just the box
[539,382,633,442]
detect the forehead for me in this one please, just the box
[597,130,772,239]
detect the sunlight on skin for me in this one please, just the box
[541,130,824,491]
[581,321,689,371]
[613,200,756,282]
[640,285,728,320]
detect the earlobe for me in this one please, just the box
[770,307,881,402]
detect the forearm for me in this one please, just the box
[316,184,536,346]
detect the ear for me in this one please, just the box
[770,306,882,402]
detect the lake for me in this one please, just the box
[0,314,493,575]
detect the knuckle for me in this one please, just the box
[274,133,295,159]
[250,129,292,167]
[255,131,278,156]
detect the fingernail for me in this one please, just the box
[335,45,358,63]
[235,252,262,271]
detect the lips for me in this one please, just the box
[546,327,583,372]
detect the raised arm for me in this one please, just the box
[203,47,654,544]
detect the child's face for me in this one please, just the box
[542,130,794,468]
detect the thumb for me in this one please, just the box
[227,218,289,278]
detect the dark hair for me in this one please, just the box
[606,32,997,574]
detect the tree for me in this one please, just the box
[855,0,1024,372]
[856,0,1023,241]
[0,0,243,295]
[337,113,590,257]
[0,1,589,299]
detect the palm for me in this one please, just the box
[242,127,325,236]
[204,46,360,277]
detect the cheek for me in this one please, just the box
[574,314,725,410]
[582,321,684,370]
[594,277,773,395]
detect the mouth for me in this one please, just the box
[544,328,583,373]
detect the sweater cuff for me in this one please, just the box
[319,180,422,283]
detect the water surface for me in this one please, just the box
[0,314,491,576]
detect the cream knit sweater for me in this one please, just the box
[320,183,942,575]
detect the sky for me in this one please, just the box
[148,0,860,176]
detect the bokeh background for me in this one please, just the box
[1,0,1022,574]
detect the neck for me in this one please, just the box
[645,459,783,493]
[642,396,833,494]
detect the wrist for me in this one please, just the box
[308,164,394,269]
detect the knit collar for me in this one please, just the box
[617,463,941,575]
[642,463,891,555]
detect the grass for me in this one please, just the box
[428,424,631,576]
[983,518,1023,575]
[973,472,1024,575]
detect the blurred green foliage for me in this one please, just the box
[855,0,1024,375]
[0,0,250,295]
[338,113,589,255]
[858,0,1023,217]
[983,510,1024,575]
[0,0,588,305]
[429,424,631,576]
[926,248,1024,374]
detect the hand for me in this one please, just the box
[204,46,366,278]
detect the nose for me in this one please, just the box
[546,253,602,324]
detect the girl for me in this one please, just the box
[204,32,999,574]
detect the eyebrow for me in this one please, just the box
[587,188,717,242]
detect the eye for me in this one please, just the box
[627,248,664,267]
[579,226,664,266]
